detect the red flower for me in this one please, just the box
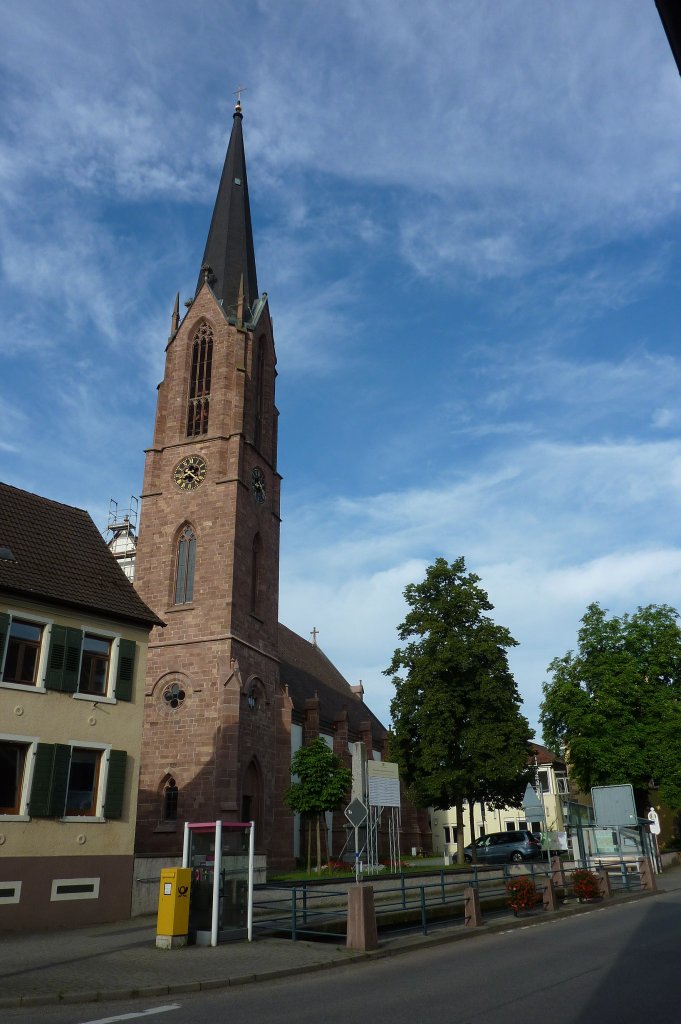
[505,876,542,913]
[572,869,600,901]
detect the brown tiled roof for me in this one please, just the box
[0,483,163,629]
[277,623,387,743]
[530,742,564,768]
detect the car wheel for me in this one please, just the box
[464,855,472,864]
[510,851,523,863]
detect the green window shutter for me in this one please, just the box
[29,744,56,816]
[49,744,71,817]
[45,627,82,692]
[0,611,10,675]
[103,750,127,819]
[114,640,136,702]
[28,744,71,817]
[62,628,83,693]
[45,626,67,690]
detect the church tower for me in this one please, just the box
[134,101,281,855]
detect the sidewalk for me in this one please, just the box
[2,867,679,1010]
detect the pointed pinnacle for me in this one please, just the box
[171,292,180,335]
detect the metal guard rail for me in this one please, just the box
[253,859,646,940]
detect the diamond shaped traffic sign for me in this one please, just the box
[345,797,367,828]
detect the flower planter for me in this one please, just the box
[505,876,542,916]
[572,869,601,902]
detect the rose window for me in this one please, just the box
[163,681,186,710]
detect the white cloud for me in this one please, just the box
[3,0,681,752]
[4,1,678,287]
[281,432,681,732]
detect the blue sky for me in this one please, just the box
[2,1,681,738]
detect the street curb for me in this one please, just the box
[0,888,658,1010]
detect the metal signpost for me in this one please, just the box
[588,785,647,877]
[367,761,401,873]
[648,807,661,873]
[343,746,402,874]
[345,798,368,882]
[522,783,549,866]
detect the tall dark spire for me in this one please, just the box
[196,101,259,318]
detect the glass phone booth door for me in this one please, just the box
[183,821,254,945]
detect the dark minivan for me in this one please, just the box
[463,830,542,864]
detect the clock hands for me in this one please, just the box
[173,456,207,490]
[251,469,266,503]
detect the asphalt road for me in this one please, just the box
[7,885,680,1024]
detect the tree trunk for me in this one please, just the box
[467,798,478,863]
[323,812,330,867]
[306,818,312,876]
[455,798,465,864]
[316,814,322,872]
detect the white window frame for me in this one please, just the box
[537,769,551,795]
[72,629,121,704]
[50,877,100,902]
[0,881,22,905]
[0,733,38,821]
[0,612,51,692]
[61,741,112,823]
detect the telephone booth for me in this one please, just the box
[182,820,255,945]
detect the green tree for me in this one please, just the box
[540,603,681,813]
[284,738,352,874]
[385,557,533,864]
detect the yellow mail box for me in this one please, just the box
[156,867,191,937]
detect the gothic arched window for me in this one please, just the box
[175,525,196,604]
[251,533,262,617]
[162,778,179,821]
[254,336,266,450]
[186,322,213,436]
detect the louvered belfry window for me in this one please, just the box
[186,322,213,436]
[254,337,266,450]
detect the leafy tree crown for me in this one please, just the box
[283,738,352,817]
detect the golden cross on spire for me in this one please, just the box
[234,85,247,109]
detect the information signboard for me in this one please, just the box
[367,761,400,807]
[591,784,637,827]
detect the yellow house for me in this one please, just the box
[0,483,162,930]
[430,743,579,855]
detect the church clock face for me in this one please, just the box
[173,455,207,491]
[251,467,266,504]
